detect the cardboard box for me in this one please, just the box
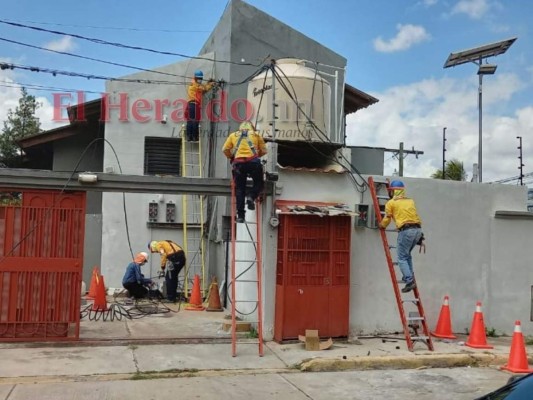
[298,329,333,351]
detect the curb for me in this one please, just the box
[297,353,510,372]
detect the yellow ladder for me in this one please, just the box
[181,126,206,298]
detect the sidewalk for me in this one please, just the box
[0,302,525,383]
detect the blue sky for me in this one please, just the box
[0,0,531,183]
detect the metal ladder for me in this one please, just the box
[367,176,434,352]
[181,127,206,298]
[230,179,264,357]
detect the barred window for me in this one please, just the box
[144,137,181,176]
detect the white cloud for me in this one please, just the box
[373,24,431,53]
[43,36,76,52]
[451,0,490,19]
[422,0,438,6]
[346,74,532,182]
[1,67,67,132]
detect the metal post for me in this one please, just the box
[442,127,447,180]
[268,62,278,175]
[517,136,524,186]
[478,57,483,183]
[334,70,338,142]
[399,142,404,177]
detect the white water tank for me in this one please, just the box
[247,58,331,142]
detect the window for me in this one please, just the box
[144,137,181,176]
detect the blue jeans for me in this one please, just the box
[397,227,422,284]
[186,101,200,141]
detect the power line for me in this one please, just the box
[0,81,102,94]
[3,18,210,33]
[0,62,185,86]
[0,37,190,80]
[0,19,259,66]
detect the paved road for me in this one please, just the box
[0,367,511,399]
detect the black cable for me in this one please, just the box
[0,62,185,86]
[0,19,260,66]
[0,81,102,94]
[3,18,209,33]
[271,65,368,192]
[0,37,190,80]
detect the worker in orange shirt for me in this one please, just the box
[379,180,423,293]
[186,70,216,142]
[148,240,186,302]
[222,121,267,223]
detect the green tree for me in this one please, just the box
[431,159,466,181]
[0,88,41,167]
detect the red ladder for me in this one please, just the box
[230,180,264,357]
[367,176,434,352]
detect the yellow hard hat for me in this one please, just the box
[148,241,158,252]
[239,121,254,131]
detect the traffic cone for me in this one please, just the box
[206,277,223,312]
[465,301,493,349]
[87,266,100,299]
[431,295,457,339]
[501,321,533,373]
[185,274,205,311]
[91,274,108,311]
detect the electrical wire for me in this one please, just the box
[0,62,184,86]
[0,80,103,94]
[3,18,210,33]
[0,19,260,66]
[0,37,191,80]
[270,64,367,192]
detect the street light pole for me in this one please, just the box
[478,59,483,183]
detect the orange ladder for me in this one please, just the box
[230,179,264,357]
[367,176,434,352]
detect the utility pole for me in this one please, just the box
[399,142,404,177]
[442,127,447,180]
[383,144,424,177]
[517,136,524,186]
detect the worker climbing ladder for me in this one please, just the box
[230,179,264,357]
[181,126,206,299]
[367,176,434,352]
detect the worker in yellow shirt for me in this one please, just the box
[379,180,423,293]
[222,121,267,223]
[186,70,216,142]
[148,240,186,302]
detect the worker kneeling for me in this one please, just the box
[122,252,152,299]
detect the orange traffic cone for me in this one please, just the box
[465,301,493,349]
[186,274,205,311]
[206,277,224,312]
[91,274,108,311]
[87,266,100,299]
[431,295,457,339]
[501,321,533,373]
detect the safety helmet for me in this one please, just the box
[239,121,254,131]
[148,241,158,252]
[389,180,405,190]
[135,252,149,264]
[194,70,203,79]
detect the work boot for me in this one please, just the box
[246,196,255,210]
[236,216,245,223]
[401,281,416,293]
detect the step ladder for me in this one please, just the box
[230,179,264,357]
[367,176,434,352]
[181,127,206,298]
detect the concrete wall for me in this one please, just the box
[352,177,533,336]
[350,147,385,175]
[102,55,216,287]
[52,124,103,287]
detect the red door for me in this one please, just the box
[0,190,86,341]
[274,214,350,341]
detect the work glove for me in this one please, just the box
[158,268,165,279]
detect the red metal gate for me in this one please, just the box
[0,190,85,341]
[274,212,351,341]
